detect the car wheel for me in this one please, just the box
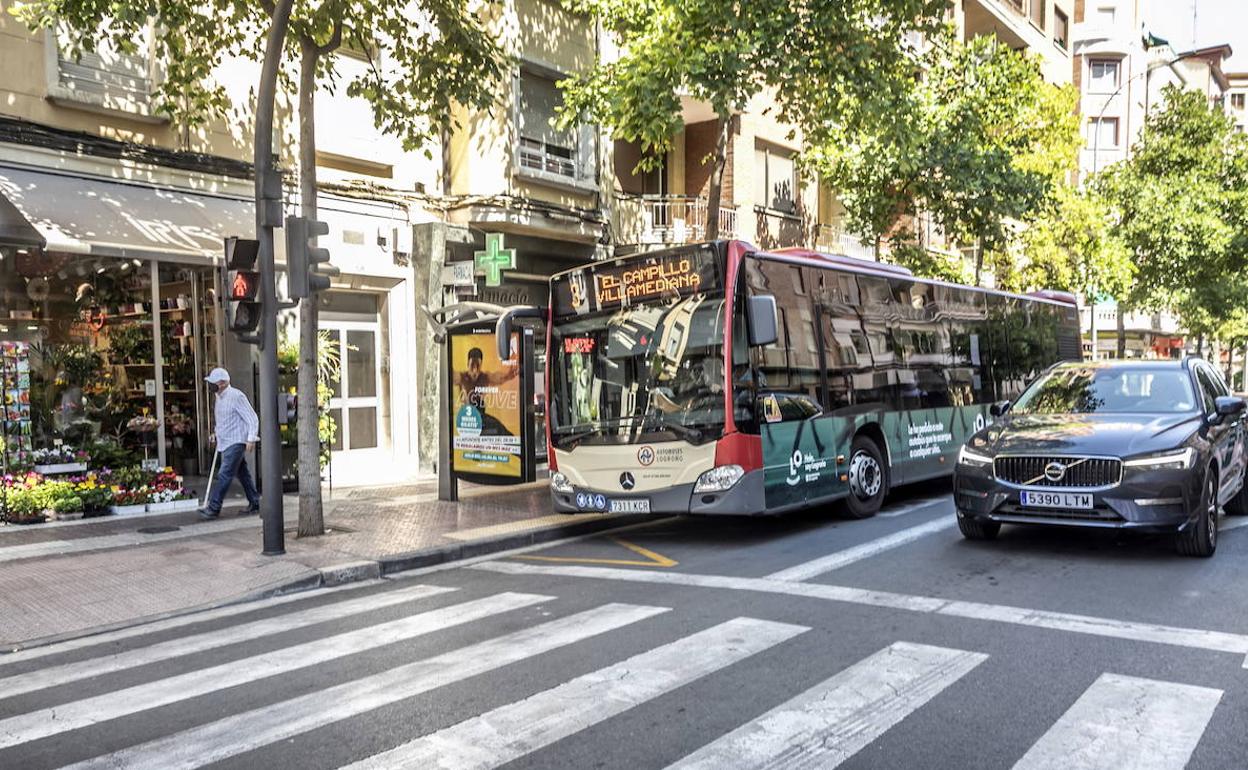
[1224,465,1248,516]
[843,436,887,519]
[957,512,1001,541]
[1175,470,1218,558]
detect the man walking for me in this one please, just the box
[199,367,261,519]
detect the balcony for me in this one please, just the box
[814,224,876,261]
[614,195,739,248]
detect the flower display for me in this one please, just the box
[125,415,159,434]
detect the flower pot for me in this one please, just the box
[33,462,88,475]
[108,503,148,517]
[52,510,84,521]
[145,499,197,514]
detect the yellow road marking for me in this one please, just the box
[514,537,677,568]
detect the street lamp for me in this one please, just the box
[1091,51,1199,176]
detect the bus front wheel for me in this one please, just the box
[844,436,887,519]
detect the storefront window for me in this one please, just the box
[0,248,219,478]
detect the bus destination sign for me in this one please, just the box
[553,246,720,317]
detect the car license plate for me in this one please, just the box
[609,499,650,514]
[1020,490,1093,510]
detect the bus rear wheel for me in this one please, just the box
[843,436,887,519]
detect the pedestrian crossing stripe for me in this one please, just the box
[0,583,457,700]
[62,603,669,770]
[0,591,551,750]
[339,617,806,770]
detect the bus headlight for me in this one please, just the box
[550,472,574,494]
[694,465,745,493]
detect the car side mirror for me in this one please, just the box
[747,295,778,347]
[989,401,1011,417]
[1214,395,1245,420]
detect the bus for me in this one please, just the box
[501,240,1081,518]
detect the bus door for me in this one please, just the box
[758,391,827,510]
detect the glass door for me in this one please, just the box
[323,321,383,468]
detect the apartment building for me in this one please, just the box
[954,0,1075,85]
[0,14,430,485]
[1228,72,1248,133]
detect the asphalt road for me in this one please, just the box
[3,479,1248,769]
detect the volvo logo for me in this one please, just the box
[1044,462,1067,482]
[620,472,636,490]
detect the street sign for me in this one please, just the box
[444,261,476,287]
[474,233,516,288]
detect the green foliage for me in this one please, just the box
[1016,185,1133,298]
[887,243,969,284]
[1095,85,1248,337]
[809,35,1082,271]
[557,0,947,172]
[10,0,508,154]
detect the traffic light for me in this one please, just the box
[281,392,297,423]
[286,216,339,299]
[224,237,262,337]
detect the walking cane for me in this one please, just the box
[199,449,220,508]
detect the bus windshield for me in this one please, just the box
[550,293,727,448]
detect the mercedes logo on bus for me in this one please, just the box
[620,472,636,490]
[1044,462,1067,482]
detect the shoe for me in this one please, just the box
[241,504,260,516]
[197,508,220,520]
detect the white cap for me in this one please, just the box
[204,367,231,384]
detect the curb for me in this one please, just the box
[319,560,382,586]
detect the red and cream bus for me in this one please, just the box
[499,240,1081,517]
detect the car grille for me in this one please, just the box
[993,456,1122,488]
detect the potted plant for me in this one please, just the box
[108,487,149,517]
[31,447,90,475]
[52,495,85,521]
[2,487,44,524]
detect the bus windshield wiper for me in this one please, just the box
[639,413,702,442]
[552,416,643,444]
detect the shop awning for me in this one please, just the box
[0,165,255,262]
[0,191,45,249]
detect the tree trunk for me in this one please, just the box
[1197,333,1205,357]
[296,37,324,538]
[974,245,983,287]
[1115,304,1126,359]
[704,114,731,241]
[1226,342,1235,386]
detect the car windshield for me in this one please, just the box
[1011,367,1198,414]
[549,293,727,447]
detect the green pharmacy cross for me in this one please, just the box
[475,233,516,288]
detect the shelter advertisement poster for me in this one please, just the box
[450,330,522,477]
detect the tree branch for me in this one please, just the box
[316,20,343,56]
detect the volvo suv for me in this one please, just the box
[953,358,1248,557]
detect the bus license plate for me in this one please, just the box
[610,499,650,514]
[1020,491,1093,510]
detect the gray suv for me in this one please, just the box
[953,358,1248,557]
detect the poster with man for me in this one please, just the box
[450,330,522,477]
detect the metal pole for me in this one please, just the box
[255,0,293,556]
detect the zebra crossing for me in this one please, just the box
[0,576,1231,770]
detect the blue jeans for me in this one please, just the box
[207,442,260,514]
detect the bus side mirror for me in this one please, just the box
[747,295,778,347]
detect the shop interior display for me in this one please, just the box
[1,250,221,522]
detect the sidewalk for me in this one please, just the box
[0,478,645,651]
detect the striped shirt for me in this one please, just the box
[213,385,260,450]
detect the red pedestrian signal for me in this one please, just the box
[224,236,262,337]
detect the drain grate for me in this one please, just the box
[137,526,181,534]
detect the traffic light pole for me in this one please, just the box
[254,0,293,556]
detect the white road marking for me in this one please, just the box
[66,603,668,770]
[0,517,259,564]
[766,516,955,581]
[340,617,807,770]
[0,583,456,699]
[0,592,550,749]
[667,641,987,770]
[879,496,952,517]
[1221,516,1248,532]
[472,562,1248,665]
[0,578,387,662]
[1012,673,1222,770]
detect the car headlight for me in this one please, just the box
[693,464,744,493]
[550,472,574,493]
[957,446,993,467]
[1123,447,1195,471]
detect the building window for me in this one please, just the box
[516,68,594,186]
[1030,0,1045,30]
[755,143,798,215]
[1088,59,1121,93]
[1087,117,1120,149]
[49,24,157,117]
[1233,93,1246,110]
[1054,8,1069,49]
[1095,6,1115,24]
